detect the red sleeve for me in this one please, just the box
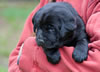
[86,2,100,49]
[8,0,49,72]
[80,1,100,71]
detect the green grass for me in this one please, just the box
[0,1,39,71]
[0,1,39,57]
[0,66,8,72]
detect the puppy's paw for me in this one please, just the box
[44,49,61,64]
[72,49,88,63]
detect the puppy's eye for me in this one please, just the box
[47,25,55,32]
[48,28,55,32]
[34,28,37,33]
[48,25,53,28]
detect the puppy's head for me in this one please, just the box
[32,2,77,49]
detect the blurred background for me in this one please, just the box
[0,0,39,71]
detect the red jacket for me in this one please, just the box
[8,0,100,72]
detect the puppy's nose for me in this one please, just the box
[37,39,45,46]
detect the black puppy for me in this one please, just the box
[32,2,88,64]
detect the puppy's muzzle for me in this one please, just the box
[37,39,45,46]
[36,34,45,46]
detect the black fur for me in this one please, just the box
[32,2,88,64]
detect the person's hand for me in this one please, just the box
[17,37,37,72]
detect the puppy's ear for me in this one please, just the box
[32,13,37,33]
[32,8,46,33]
[76,15,85,30]
[32,9,42,33]
[60,18,77,38]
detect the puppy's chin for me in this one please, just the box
[42,44,60,49]
[37,41,61,49]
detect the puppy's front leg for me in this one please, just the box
[72,38,88,62]
[44,49,61,64]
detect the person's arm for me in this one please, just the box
[78,2,100,71]
[86,2,100,49]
